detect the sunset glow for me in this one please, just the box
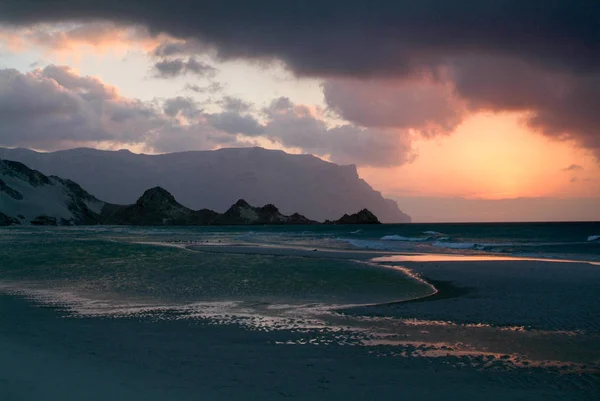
[1,7,599,221]
[360,112,600,203]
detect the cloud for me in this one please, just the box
[2,2,600,159]
[0,21,161,54]
[218,96,253,113]
[205,111,264,136]
[2,2,598,77]
[202,96,415,167]
[162,96,202,119]
[0,65,155,147]
[260,97,415,167]
[563,164,583,172]
[147,124,245,154]
[0,66,413,166]
[184,82,223,94]
[152,39,208,58]
[0,65,240,151]
[448,55,600,158]
[322,76,465,137]
[152,57,216,78]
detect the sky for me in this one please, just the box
[0,1,599,222]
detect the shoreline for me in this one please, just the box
[187,243,395,260]
[136,241,600,266]
[137,241,600,311]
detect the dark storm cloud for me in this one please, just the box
[153,42,187,58]
[153,57,216,78]
[448,55,600,157]
[153,40,207,58]
[1,1,599,77]
[322,77,465,136]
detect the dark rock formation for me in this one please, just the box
[288,213,317,225]
[101,187,196,226]
[212,199,317,225]
[30,215,58,226]
[0,212,20,226]
[0,159,51,187]
[189,209,221,225]
[100,192,317,226]
[326,209,381,225]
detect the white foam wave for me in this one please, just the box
[236,231,257,239]
[588,235,600,242]
[340,239,393,250]
[432,241,486,250]
[381,235,431,242]
[350,229,362,234]
[422,231,446,236]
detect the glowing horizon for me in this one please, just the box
[0,16,599,221]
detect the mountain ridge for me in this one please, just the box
[0,147,411,223]
[1,160,382,226]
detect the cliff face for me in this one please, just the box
[0,147,411,223]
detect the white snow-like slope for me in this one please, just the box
[0,160,103,225]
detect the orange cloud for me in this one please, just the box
[359,112,600,201]
[322,74,466,137]
[0,22,170,56]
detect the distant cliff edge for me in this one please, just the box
[0,159,383,226]
[0,147,410,223]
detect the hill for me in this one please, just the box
[0,147,410,222]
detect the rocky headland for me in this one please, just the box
[1,159,381,226]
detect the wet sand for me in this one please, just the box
[2,293,599,401]
[2,240,598,400]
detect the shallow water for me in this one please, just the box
[1,224,599,400]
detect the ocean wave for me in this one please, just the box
[587,235,600,242]
[422,231,446,236]
[432,241,486,250]
[350,229,362,234]
[236,231,256,239]
[340,238,393,250]
[381,235,432,242]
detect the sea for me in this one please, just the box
[0,222,599,400]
